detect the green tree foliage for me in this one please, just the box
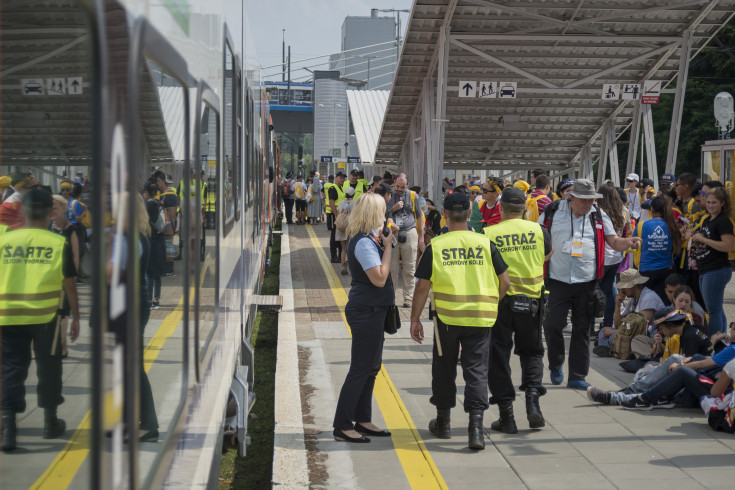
[616,21,735,180]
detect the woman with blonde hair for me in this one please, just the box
[333,193,394,443]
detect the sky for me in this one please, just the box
[247,0,413,80]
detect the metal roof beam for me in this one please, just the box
[572,1,713,26]
[449,34,683,43]
[450,39,558,88]
[1,34,88,78]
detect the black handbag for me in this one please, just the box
[384,305,401,334]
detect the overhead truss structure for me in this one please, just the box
[374,0,735,199]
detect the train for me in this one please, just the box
[1,0,278,488]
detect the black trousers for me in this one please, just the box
[328,214,342,258]
[333,303,388,430]
[284,198,294,223]
[2,319,64,413]
[489,296,546,404]
[543,279,595,382]
[639,267,672,304]
[431,318,491,413]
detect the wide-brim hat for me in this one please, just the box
[568,178,602,199]
[616,269,649,289]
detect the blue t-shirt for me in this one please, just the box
[66,198,85,224]
[712,344,735,366]
[354,235,382,271]
[635,218,673,271]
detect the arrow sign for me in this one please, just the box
[67,77,83,94]
[458,80,476,98]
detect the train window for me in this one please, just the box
[0,1,97,486]
[130,25,191,486]
[196,97,220,373]
[223,41,241,231]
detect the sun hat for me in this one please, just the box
[626,173,639,182]
[568,179,602,199]
[616,269,650,289]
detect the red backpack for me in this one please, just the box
[542,199,606,280]
[281,179,291,198]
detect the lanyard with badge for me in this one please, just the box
[562,211,585,257]
[394,192,408,228]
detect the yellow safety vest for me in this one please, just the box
[0,223,7,235]
[0,228,66,325]
[484,219,545,298]
[205,183,216,212]
[430,231,499,327]
[343,180,366,200]
[325,183,345,214]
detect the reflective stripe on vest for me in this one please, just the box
[0,229,65,325]
[430,231,499,327]
[484,219,545,298]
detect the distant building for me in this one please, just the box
[330,12,397,90]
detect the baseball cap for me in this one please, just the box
[660,173,676,184]
[500,186,526,205]
[653,306,687,326]
[637,178,654,188]
[626,173,639,182]
[297,174,303,179]
[350,169,359,176]
[443,192,469,211]
[335,171,347,178]
[345,187,355,197]
[23,188,53,209]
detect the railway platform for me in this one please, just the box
[275,222,735,489]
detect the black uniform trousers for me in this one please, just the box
[489,296,546,404]
[333,303,388,430]
[431,317,491,413]
[543,279,595,382]
[327,214,342,259]
[284,197,294,224]
[1,318,63,413]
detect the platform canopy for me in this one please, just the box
[374,0,735,196]
[346,90,390,164]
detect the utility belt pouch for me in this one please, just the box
[510,295,533,314]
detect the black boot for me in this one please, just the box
[526,389,545,429]
[468,410,485,450]
[490,400,518,434]
[428,408,451,439]
[2,411,16,451]
[43,408,66,439]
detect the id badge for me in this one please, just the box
[562,240,572,254]
[395,215,404,228]
[571,241,584,257]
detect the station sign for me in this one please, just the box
[347,157,361,164]
[459,80,476,98]
[602,84,620,100]
[320,156,333,163]
[642,80,661,104]
[459,80,516,99]
[622,84,641,100]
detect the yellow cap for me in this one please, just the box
[470,185,481,193]
[60,181,72,189]
[0,176,10,188]
[514,180,530,193]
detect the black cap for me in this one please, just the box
[372,175,382,183]
[443,192,469,211]
[500,186,526,205]
[637,178,654,188]
[350,169,359,176]
[328,175,334,180]
[380,183,393,195]
[200,169,205,175]
[23,188,53,209]
[335,171,347,178]
[383,171,392,179]
[297,174,303,179]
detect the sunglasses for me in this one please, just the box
[470,191,479,195]
[482,188,495,194]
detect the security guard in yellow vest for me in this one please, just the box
[205,176,216,229]
[0,223,7,235]
[483,187,553,434]
[411,192,510,450]
[327,172,347,263]
[343,169,367,200]
[1,190,79,451]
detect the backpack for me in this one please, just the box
[542,199,606,280]
[281,179,291,198]
[335,201,351,231]
[293,182,305,200]
[525,194,545,223]
[78,200,92,229]
[611,312,648,360]
[306,184,315,203]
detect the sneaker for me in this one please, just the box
[593,345,611,358]
[621,397,653,411]
[586,387,612,405]
[550,367,564,385]
[651,400,675,409]
[567,379,591,390]
[341,263,349,276]
[151,300,160,310]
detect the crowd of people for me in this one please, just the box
[0,167,217,451]
[321,166,735,450]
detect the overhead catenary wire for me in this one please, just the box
[263,46,398,80]
[261,39,397,69]
[290,56,398,82]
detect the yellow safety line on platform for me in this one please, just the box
[31,255,213,489]
[305,225,448,489]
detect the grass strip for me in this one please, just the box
[219,222,281,489]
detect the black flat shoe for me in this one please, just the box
[355,423,391,437]
[139,429,159,443]
[333,429,370,443]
